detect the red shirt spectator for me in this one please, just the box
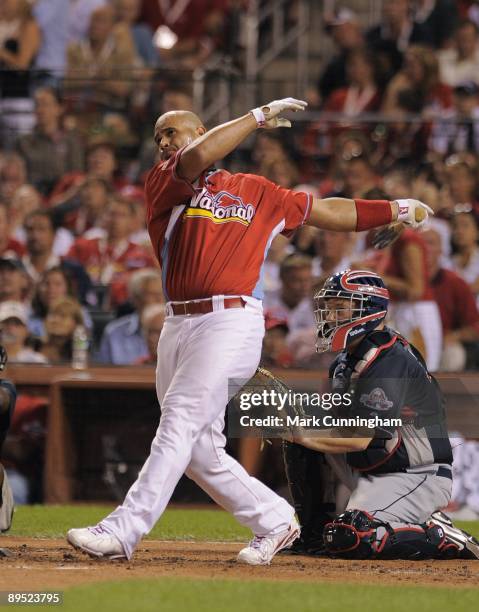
[431,267,479,333]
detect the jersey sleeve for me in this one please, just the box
[145,147,195,221]
[277,187,312,237]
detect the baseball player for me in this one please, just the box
[67,98,433,565]
[283,269,479,559]
[0,345,16,533]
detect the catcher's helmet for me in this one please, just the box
[314,269,389,353]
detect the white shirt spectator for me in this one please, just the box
[439,47,479,86]
[264,290,315,333]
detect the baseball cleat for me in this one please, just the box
[237,517,300,565]
[430,511,479,560]
[67,524,126,559]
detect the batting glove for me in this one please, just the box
[250,97,308,129]
[395,199,434,228]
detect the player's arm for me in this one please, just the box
[178,98,308,182]
[306,197,432,232]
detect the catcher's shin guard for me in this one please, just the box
[323,510,462,560]
[282,441,335,554]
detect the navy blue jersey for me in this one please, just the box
[329,327,452,474]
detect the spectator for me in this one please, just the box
[412,0,459,49]
[49,140,128,207]
[264,254,315,334]
[422,227,479,371]
[430,83,479,156]
[40,297,85,363]
[323,49,381,118]
[0,257,30,304]
[113,0,159,67]
[337,156,382,199]
[0,0,41,136]
[439,19,479,86]
[318,8,366,101]
[382,45,452,117]
[450,211,479,297]
[29,266,93,338]
[97,268,163,364]
[33,0,69,80]
[444,159,479,215]
[64,5,139,112]
[68,0,107,43]
[0,153,28,200]
[138,0,227,67]
[383,229,443,371]
[22,210,74,282]
[135,303,166,365]
[8,185,42,245]
[0,300,46,363]
[260,313,293,369]
[67,197,155,307]
[53,178,111,238]
[16,87,85,196]
[0,201,24,258]
[312,230,353,284]
[366,0,427,85]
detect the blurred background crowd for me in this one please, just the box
[1,0,479,514]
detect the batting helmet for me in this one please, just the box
[314,269,389,353]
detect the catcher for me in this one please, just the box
[278,269,479,559]
[0,344,15,533]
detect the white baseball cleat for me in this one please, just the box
[67,524,126,559]
[237,517,300,565]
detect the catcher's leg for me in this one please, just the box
[282,442,345,554]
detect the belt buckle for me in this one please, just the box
[183,300,192,316]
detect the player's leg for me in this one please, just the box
[323,469,476,558]
[185,414,294,537]
[85,304,270,558]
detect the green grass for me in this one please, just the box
[56,578,479,612]
[8,504,479,542]
[8,505,250,541]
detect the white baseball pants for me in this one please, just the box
[101,297,295,558]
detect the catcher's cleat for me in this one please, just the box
[67,525,126,559]
[237,517,300,565]
[430,511,479,560]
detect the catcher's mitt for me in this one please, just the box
[228,366,308,439]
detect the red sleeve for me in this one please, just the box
[145,147,195,222]
[278,188,312,236]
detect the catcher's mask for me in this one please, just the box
[314,269,389,353]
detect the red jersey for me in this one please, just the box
[145,149,312,301]
[67,237,155,305]
[385,229,433,301]
[431,268,479,334]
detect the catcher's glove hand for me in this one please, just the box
[250,98,308,129]
[228,366,307,439]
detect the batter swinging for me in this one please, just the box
[67,98,432,565]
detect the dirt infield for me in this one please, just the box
[0,537,478,590]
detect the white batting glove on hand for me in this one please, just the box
[250,97,308,129]
[395,199,434,228]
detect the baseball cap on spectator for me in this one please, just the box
[264,312,289,333]
[0,301,28,325]
[325,8,358,31]
[119,185,145,205]
[454,82,479,97]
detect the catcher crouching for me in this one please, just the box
[279,269,479,560]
